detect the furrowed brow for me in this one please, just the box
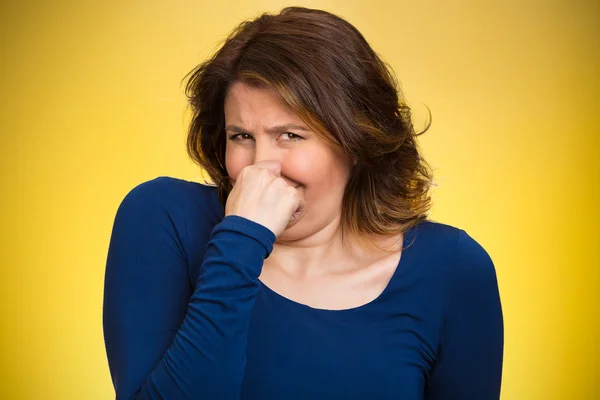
[225,124,310,134]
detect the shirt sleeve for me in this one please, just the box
[102,182,276,399]
[425,230,504,399]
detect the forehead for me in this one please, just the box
[224,81,300,121]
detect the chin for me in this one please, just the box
[277,217,304,240]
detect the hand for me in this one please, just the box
[224,161,304,237]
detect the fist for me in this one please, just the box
[225,161,304,237]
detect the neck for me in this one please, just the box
[268,215,403,278]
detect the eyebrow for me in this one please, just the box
[225,123,310,135]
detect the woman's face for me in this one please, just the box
[224,81,353,241]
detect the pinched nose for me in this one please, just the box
[228,172,300,189]
[266,170,297,188]
[230,176,300,190]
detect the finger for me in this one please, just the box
[253,160,281,176]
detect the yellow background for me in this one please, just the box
[1,0,598,398]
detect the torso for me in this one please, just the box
[244,227,437,400]
[258,235,404,310]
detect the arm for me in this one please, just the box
[425,230,504,399]
[103,181,275,399]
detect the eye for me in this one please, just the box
[227,132,304,142]
[227,133,253,141]
[280,132,303,141]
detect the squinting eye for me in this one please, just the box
[227,133,303,142]
[281,132,303,141]
[228,133,253,141]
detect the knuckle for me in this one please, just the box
[240,166,251,178]
[276,178,289,188]
[286,186,297,196]
[259,168,272,177]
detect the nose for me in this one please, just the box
[252,138,298,187]
[252,137,282,166]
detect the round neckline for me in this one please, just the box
[257,223,420,313]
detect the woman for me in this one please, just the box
[103,6,503,399]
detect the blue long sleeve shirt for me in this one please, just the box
[103,176,504,399]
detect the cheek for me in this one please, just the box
[225,147,252,180]
[287,147,350,188]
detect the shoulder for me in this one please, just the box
[120,176,219,208]
[419,220,499,313]
[410,219,494,268]
[406,219,461,258]
[411,220,501,333]
[117,176,222,221]
[409,219,498,293]
[113,176,224,247]
[111,176,225,281]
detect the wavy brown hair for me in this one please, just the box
[182,6,434,246]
